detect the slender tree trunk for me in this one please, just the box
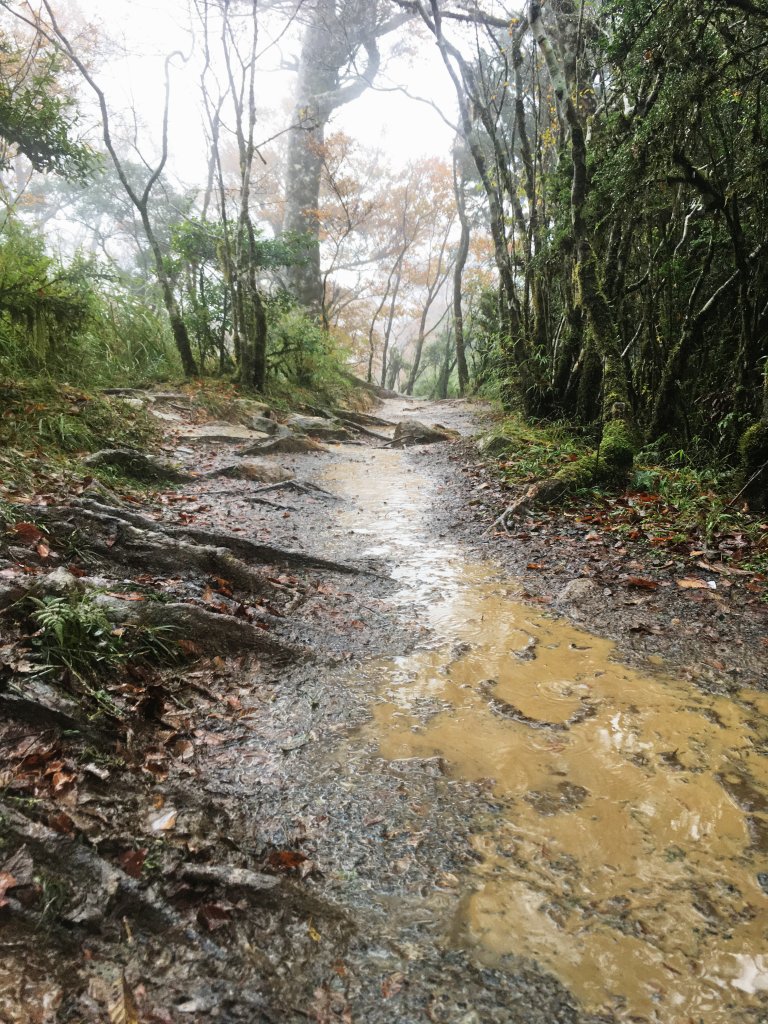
[452,156,471,396]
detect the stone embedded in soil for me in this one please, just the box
[286,413,353,441]
[524,782,590,816]
[214,459,295,484]
[238,435,327,456]
[557,578,599,605]
[392,419,459,447]
[250,415,282,435]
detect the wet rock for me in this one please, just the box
[238,435,327,456]
[0,677,84,731]
[557,578,598,605]
[250,415,282,435]
[116,396,145,410]
[0,578,26,610]
[83,448,194,483]
[180,863,280,892]
[150,392,192,406]
[211,460,295,484]
[150,408,185,423]
[391,420,458,447]
[229,397,271,422]
[478,432,516,458]
[286,413,352,441]
[38,567,82,595]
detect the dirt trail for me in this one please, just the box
[3,395,768,1023]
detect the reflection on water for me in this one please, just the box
[325,449,768,1023]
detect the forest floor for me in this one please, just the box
[1,387,768,1024]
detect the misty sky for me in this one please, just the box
[67,0,459,189]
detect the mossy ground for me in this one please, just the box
[482,414,768,576]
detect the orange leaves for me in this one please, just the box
[626,576,659,590]
[10,521,45,544]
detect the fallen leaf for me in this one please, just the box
[11,522,45,544]
[106,972,140,1024]
[48,811,75,835]
[382,972,405,999]
[197,902,232,931]
[265,849,308,873]
[0,871,18,907]
[118,848,148,879]
[626,576,658,590]
[676,578,709,590]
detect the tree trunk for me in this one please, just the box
[452,161,471,396]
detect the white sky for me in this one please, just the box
[61,0,460,192]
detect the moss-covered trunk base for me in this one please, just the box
[493,417,636,523]
[738,422,768,510]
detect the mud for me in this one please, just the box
[2,394,768,1023]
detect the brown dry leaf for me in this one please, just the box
[0,870,18,907]
[382,972,405,999]
[48,811,76,835]
[106,972,140,1024]
[118,848,148,879]
[676,578,710,590]
[172,739,194,762]
[105,592,147,602]
[149,808,177,832]
[177,638,205,657]
[265,849,308,873]
[197,902,232,932]
[626,576,658,590]
[11,522,45,544]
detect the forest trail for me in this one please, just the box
[2,394,768,1024]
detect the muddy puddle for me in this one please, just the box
[324,445,768,1024]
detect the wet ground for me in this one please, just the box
[3,395,768,1022]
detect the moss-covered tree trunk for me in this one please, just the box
[519,0,635,507]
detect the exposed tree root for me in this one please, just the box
[83,448,196,484]
[104,597,306,661]
[45,505,284,599]
[68,498,376,576]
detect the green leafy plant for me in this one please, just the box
[28,594,122,680]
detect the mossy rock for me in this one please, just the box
[479,433,517,458]
[738,421,768,509]
[739,422,768,466]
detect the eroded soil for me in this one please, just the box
[2,394,768,1023]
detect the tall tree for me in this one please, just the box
[281,0,411,312]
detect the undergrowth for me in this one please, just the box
[0,378,160,498]
[25,593,177,716]
[484,416,768,573]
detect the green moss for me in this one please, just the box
[738,422,768,467]
[600,418,635,472]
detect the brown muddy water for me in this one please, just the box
[325,444,768,1024]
